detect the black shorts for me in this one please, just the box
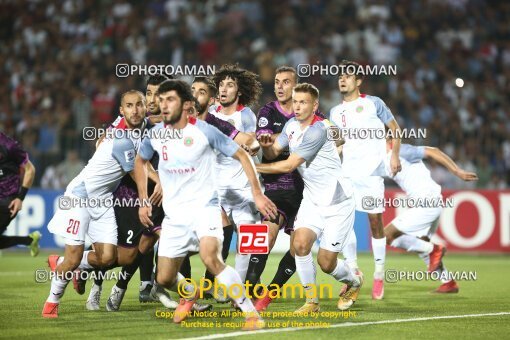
[0,197,16,233]
[263,190,303,234]
[115,205,165,248]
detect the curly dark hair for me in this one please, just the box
[212,64,262,107]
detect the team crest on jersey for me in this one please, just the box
[184,136,194,146]
[356,105,364,113]
[227,119,235,126]
[124,150,135,163]
[258,117,269,127]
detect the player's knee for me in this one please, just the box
[369,218,383,229]
[62,247,83,270]
[202,256,224,276]
[317,257,336,273]
[97,251,116,267]
[385,232,395,245]
[156,273,176,288]
[63,255,81,271]
[123,249,138,265]
[139,235,156,254]
[268,235,277,250]
[293,238,310,256]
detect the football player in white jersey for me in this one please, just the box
[329,60,402,300]
[209,64,263,282]
[384,141,478,293]
[257,83,362,314]
[191,76,260,301]
[134,79,276,330]
[42,90,147,318]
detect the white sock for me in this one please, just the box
[419,252,430,266]
[234,253,250,282]
[372,237,386,279]
[391,235,434,253]
[295,253,318,303]
[78,251,93,270]
[440,266,451,283]
[216,266,258,315]
[46,276,69,303]
[328,259,358,286]
[343,229,358,270]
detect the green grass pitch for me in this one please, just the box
[0,251,508,339]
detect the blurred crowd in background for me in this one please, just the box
[0,0,508,190]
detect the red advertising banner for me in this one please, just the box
[383,190,510,253]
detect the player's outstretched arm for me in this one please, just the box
[20,159,36,189]
[232,148,277,219]
[257,133,282,160]
[234,132,260,155]
[386,119,402,175]
[424,147,478,181]
[131,154,153,227]
[255,153,305,175]
[9,159,35,217]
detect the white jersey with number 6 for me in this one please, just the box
[138,117,240,217]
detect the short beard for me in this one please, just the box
[124,117,143,129]
[221,95,238,108]
[163,110,183,126]
[198,102,209,115]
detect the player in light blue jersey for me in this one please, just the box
[384,141,477,293]
[257,83,363,314]
[42,91,147,318]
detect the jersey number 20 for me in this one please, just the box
[66,219,80,235]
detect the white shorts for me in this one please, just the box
[158,205,224,258]
[391,206,442,238]
[351,176,385,213]
[47,194,117,245]
[218,187,260,224]
[294,195,355,253]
